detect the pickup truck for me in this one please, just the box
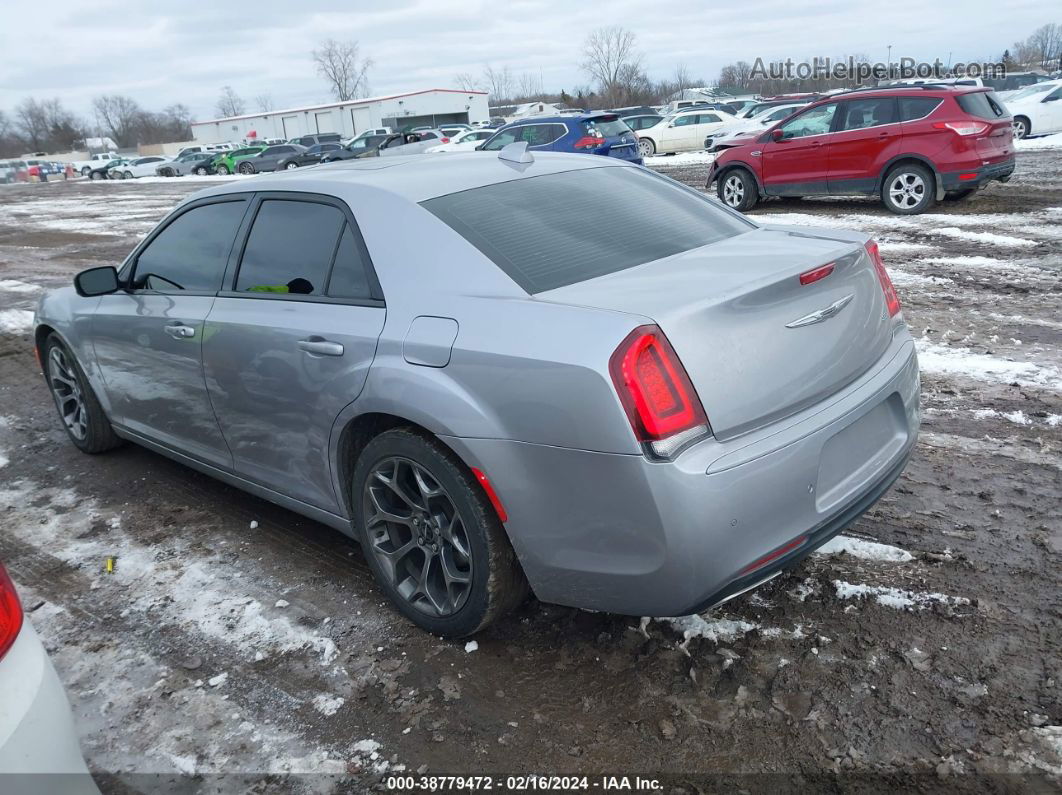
[69,152,120,177]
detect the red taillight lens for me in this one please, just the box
[865,240,900,317]
[573,135,603,149]
[609,325,710,457]
[0,562,24,661]
[932,120,989,136]
[799,263,835,285]
[440,137,450,144]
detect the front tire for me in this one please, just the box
[882,163,935,214]
[80,167,90,177]
[194,166,208,176]
[352,428,528,637]
[215,164,230,175]
[717,168,759,212]
[44,335,122,454]
[637,138,656,157]
[123,171,133,180]
[1013,116,1030,140]
[238,162,255,175]
[284,161,299,170]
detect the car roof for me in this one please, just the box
[185,150,634,205]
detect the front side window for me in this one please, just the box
[778,103,838,139]
[235,200,345,296]
[840,98,897,130]
[422,167,752,294]
[134,201,247,292]
[672,114,697,127]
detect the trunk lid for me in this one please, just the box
[974,118,1014,161]
[539,226,894,440]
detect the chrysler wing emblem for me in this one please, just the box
[785,294,854,328]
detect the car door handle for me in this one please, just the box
[298,337,344,356]
[164,323,195,339]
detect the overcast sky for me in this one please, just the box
[0,0,1054,122]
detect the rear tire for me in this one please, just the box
[43,335,122,455]
[881,163,935,215]
[124,171,133,180]
[284,161,299,170]
[238,162,255,175]
[194,166,208,176]
[215,164,229,175]
[637,138,656,157]
[352,428,528,637]
[80,167,90,177]
[717,168,758,212]
[1012,116,1030,140]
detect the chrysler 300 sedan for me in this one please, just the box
[35,146,920,637]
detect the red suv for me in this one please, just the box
[706,85,1014,214]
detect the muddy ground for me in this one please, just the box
[0,151,1059,793]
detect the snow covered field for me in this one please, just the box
[0,151,1060,788]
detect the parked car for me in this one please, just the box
[635,109,730,156]
[0,161,13,184]
[276,143,343,170]
[704,103,809,151]
[112,156,169,179]
[439,124,473,137]
[35,148,919,638]
[725,99,761,115]
[70,152,120,177]
[236,144,309,174]
[349,128,392,143]
[377,130,450,157]
[320,135,392,162]
[425,128,495,152]
[479,114,641,164]
[621,113,664,131]
[708,85,1014,214]
[87,159,130,180]
[212,146,267,175]
[990,72,1053,102]
[156,151,216,177]
[289,133,342,148]
[1003,79,1062,139]
[0,559,97,786]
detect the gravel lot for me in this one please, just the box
[0,147,1059,792]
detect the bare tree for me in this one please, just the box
[454,73,480,92]
[216,86,246,118]
[13,97,82,152]
[516,72,543,100]
[482,65,514,102]
[673,62,692,97]
[312,39,372,101]
[254,93,274,112]
[1027,23,1062,68]
[92,95,142,147]
[580,26,643,107]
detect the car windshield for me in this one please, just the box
[1009,82,1058,101]
[422,167,752,294]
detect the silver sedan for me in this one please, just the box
[34,148,920,637]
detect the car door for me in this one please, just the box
[202,193,386,513]
[663,114,696,150]
[760,102,839,195]
[692,113,726,145]
[92,197,250,468]
[826,97,901,194]
[1041,86,1062,133]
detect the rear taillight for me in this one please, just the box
[573,135,604,149]
[440,137,450,144]
[932,121,989,136]
[865,240,901,317]
[609,325,710,459]
[0,562,24,661]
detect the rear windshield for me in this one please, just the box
[422,167,752,294]
[583,116,630,138]
[956,91,1007,119]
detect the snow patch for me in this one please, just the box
[833,580,970,610]
[929,227,1038,248]
[0,309,34,334]
[311,694,345,716]
[915,339,1062,391]
[0,279,42,293]
[816,535,913,562]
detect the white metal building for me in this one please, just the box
[191,89,490,144]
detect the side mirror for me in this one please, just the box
[771,129,784,141]
[475,143,485,151]
[74,266,120,297]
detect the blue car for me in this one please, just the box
[478,113,643,165]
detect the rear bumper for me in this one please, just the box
[444,329,920,616]
[0,623,97,792]
[941,157,1015,191]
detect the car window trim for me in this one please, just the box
[122,195,253,295]
[896,97,944,123]
[221,190,385,306]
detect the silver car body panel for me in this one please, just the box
[36,152,920,616]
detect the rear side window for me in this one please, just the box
[236,200,345,295]
[422,167,752,294]
[956,92,1007,119]
[327,224,373,300]
[840,98,897,130]
[898,97,943,121]
[135,201,246,292]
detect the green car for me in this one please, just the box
[211,146,267,176]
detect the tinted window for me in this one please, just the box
[898,97,943,121]
[1047,87,1062,101]
[840,98,896,130]
[956,92,1006,119]
[422,167,752,294]
[236,201,345,295]
[135,201,246,292]
[583,117,630,137]
[320,143,340,151]
[696,114,722,124]
[327,224,373,300]
[672,115,697,126]
[778,103,837,139]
